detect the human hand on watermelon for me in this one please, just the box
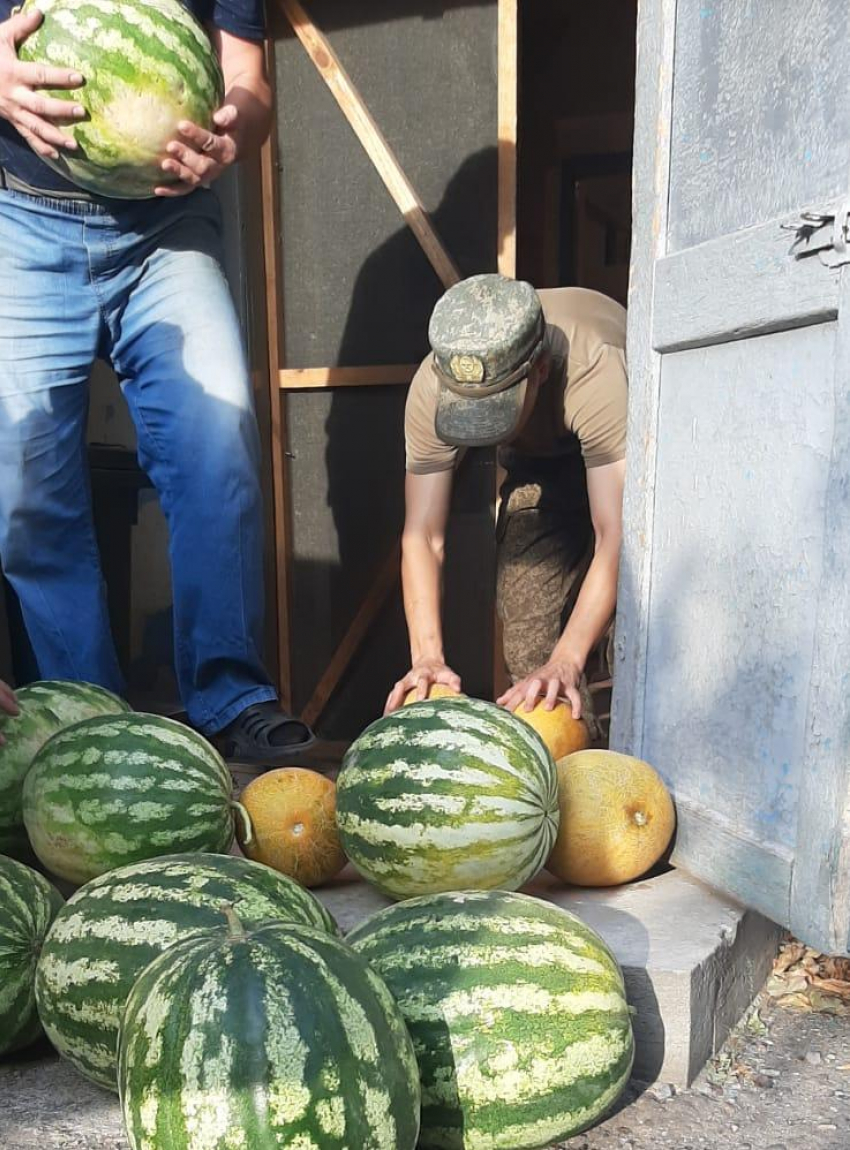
[0,8,85,160]
[155,105,239,197]
[0,678,19,744]
[384,657,463,714]
[497,657,583,718]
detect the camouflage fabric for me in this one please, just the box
[495,449,613,738]
[429,274,543,390]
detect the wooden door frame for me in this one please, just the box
[260,0,518,725]
[609,0,676,756]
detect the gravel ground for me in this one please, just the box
[2,993,848,1149]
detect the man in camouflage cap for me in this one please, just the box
[385,274,628,728]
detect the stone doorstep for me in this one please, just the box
[314,865,783,1089]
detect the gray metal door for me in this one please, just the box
[613,0,850,954]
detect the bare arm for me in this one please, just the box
[384,469,461,713]
[498,458,625,716]
[157,31,272,196]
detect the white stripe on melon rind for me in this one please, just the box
[36,854,338,1090]
[347,890,634,1150]
[336,698,559,898]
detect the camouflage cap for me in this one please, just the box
[429,274,546,448]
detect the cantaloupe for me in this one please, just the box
[236,768,347,888]
[512,698,591,759]
[403,683,463,706]
[546,749,675,887]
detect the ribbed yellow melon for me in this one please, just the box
[546,749,675,887]
[236,768,347,888]
[403,683,463,706]
[512,699,591,760]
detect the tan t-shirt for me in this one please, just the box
[405,287,628,473]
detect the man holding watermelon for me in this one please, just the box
[386,274,627,733]
[0,1,315,762]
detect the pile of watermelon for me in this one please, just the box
[0,680,635,1149]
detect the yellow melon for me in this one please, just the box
[511,699,591,760]
[403,683,463,706]
[236,768,347,888]
[546,749,675,887]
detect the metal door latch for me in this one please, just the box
[785,200,850,268]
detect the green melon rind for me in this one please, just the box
[119,919,421,1150]
[336,697,559,899]
[18,0,224,198]
[348,889,635,1150]
[0,680,130,860]
[22,711,234,884]
[0,854,64,1056]
[36,852,339,1091]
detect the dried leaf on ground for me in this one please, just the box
[768,940,850,1015]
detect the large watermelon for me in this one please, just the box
[0,855,64,1055]
[22,712,237,884]
[348,890,634,1150]
[36,853,338,1090]
[336,697,559,899]
[18,0,223,199]
[119,914,421,1150]
[0,680,129,860]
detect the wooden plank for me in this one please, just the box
[279,365,418,389]
[671,799,793,928]
[260,42,293,712]
[609,0,677,757]
[497,0,518,279]
[278,0,461,291]
[790,271,850,955]
[301,545,401,729]
[652,202,843,354]
[493,0,517,698]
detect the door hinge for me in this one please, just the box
[785,201,850,268]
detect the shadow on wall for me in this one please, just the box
[286,147,501,736]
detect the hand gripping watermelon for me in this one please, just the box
[336,696,560,899]
[17,0,224,198]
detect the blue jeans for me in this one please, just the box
[0,187,277,733]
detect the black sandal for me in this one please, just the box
[217,701,316,765]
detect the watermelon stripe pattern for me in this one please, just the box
[0,680,129,859]
[19,0,223,198]
[336,698,559,898]
[0,855,64,1056]
[22,712,235,884]
[36,853,339,1090]
[348,890,634,1150]
[119,921,421,1150]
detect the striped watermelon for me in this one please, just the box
[119,913,421,1150]
[36,853,338,1090]
[22,712,237,884]
[336,697,559,899]
[18,0,223,199]
[0,855,64,1055]
[0,680,129,860]
[348,890,634,1150]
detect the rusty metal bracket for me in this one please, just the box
[785,200,850,268]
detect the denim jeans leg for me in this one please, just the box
[107,200,276,732]
[0,191,124,689]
